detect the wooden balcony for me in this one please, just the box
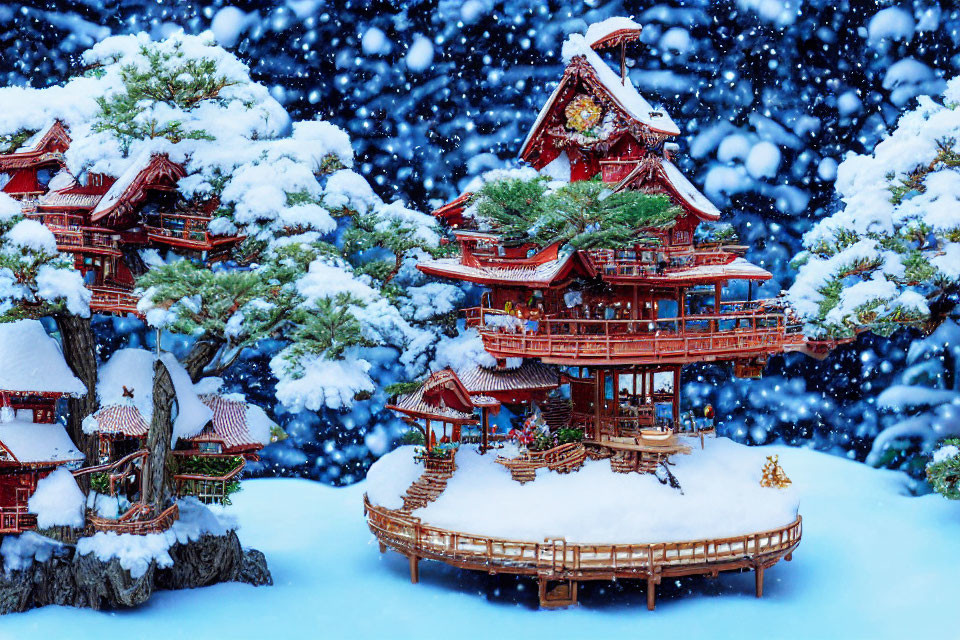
[472,307,788,365]
[143,213,242,252]
[89,285,141,316]
[584,248,762,282]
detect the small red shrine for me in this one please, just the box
[0,126,244,316]
[0,320,85,534]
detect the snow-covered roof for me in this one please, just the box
[389,385,477,423]
[456,361,560,395]
[658,159,722,220]
[97,348,157,420]
[417,251,593,288]
[0,320,86,396]
[90,150,153,217]
[84,403,149,438]
[90,152,184,221]
[191,394,274,451]
[0,420,84,464]
[584,17,643,49]
[655,257,772,282]
[614,157,722,222]
[521,33,679,159]
[16,122,56,153]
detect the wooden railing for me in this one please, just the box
[0,506,37,534]
[143,213,240,249]
[173,457,245,505]
[471,307,787,363]
[365,495,801,579]
[496,442,586,482]
[584,247,737,279]
[88,503,179,536]
[89,285,141,316]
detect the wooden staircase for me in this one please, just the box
[541,398,572,430]
[401,463,456,513]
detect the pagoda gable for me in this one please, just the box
[520,36,679,177]
[90,152,186,227]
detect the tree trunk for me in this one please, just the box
[54,313,99,470]
[144,359,176,512]
[182,336,225,383]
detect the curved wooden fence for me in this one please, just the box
[365,494,801,581]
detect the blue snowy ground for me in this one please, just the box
[1,445,958,640]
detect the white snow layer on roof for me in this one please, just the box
[368,437,798,543]
[75,497,232,578]
[244,404,277,446]
[160,353,212,444]
[0,320,85,395]
[660,159,722,219]
[584,16,643,47]
[97,348,157,419]
[92,148,153,215]
[0,421,83,464]
[561,34,680,136]
[28,466,86,529]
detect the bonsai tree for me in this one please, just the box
[0,32,457,510]
[788,77,960,487]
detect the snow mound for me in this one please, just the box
[368,438,799,543]
[74,498,232,579]
[365,445,425,510]
[0,320,86,395]
[28,467,85,529]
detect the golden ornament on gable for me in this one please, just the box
[564,94,603,132]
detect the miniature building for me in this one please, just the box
[0,320,85,533]
[372,18,805,609]
[171,392,278,504]
[0,122,244,317]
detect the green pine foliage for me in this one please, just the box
[0,128,36,154]
[0,212,77,321]
[470,176,680,250]
[926,440,960,499]
[93,42,233,153]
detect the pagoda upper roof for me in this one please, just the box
[520,32,679,162]
[388,369,503,424]
[0,120,70,172]
[456,361,560,395]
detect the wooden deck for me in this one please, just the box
[89,285,142,316]
[365,495,801,609]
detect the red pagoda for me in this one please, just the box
[367,18,808,609]
[1,125,243,317]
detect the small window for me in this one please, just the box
[198,442,222,454]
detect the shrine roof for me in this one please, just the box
[0,320,86,396]
[614,156,721,222]
[388,386,477,423]
[456,361,560,394]
[90,152,185,222]
[189,394,275,452]
[0,420,84,465]
[85,403,149,438]
[653,257,772,283]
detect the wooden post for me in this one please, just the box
[672,367,680,428]
[755,566,764,598]
[646,576,656,610]
[712,282,721,333]
[481,407,489,454]
[409,554,420,584]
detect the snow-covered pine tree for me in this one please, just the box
[788,77,960,483]
[0,31,459,498]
